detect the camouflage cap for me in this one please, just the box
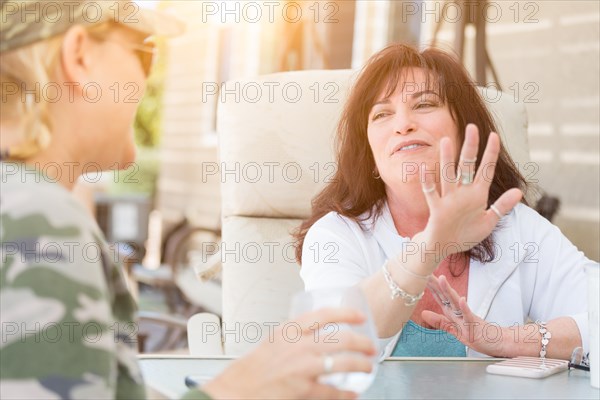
[0,0,185,53]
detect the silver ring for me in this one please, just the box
[442,299,451,308]
[460,171,474,185]
[323,355,334,374]
[462,157,477,164]
[422,185,436,194]
[490,204,503,219]
[453,309,463,318]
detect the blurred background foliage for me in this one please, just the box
[110,36,168,196]
[134,38,166,148]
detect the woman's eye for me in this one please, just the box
[372,112,388,121]
[415,102,436,109]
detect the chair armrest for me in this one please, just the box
[163,224,221,275]
[187,313,224,356]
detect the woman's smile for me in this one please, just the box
[390,140,431,156]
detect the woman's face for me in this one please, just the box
[81,26,148,169]
[367,67,459,193]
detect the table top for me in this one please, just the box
[139,355,598,399]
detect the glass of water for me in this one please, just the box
[289,286,379,393]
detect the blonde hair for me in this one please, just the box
[0,22,113,160]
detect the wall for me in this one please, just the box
[418,0,599,260]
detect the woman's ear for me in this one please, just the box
[59,25,96,87]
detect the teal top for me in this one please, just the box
[391,320,467,357]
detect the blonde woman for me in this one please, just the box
[0,2,375,399]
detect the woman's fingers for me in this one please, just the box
[440,124,479,195]
[427,276,453,310]
[426,281,447,309]
[438,275,460,306]
[294,307,365,333]
[438,275,464,318]
[458,297,477,322]
[421,310,459,336]
[310,329,376,356]
[439,136,457,196]
[438,277,483,338]
[290,335,374,382]
[313,352,373,375]
[457,124,480,188]
[420,310,446,330]
[474,132,501,188]
[420,162,440,207]
[483,187,523,230]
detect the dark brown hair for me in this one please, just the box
[294,44,528,267]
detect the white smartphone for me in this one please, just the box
[486,356,569,379]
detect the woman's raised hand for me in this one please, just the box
[419,124,523,255]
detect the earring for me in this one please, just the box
[372,168,381,179]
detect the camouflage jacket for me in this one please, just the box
[1,162,209,399]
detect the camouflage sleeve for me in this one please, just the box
[180,389,214,400]
[1,190,144,399]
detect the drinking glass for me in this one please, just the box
[289,286,379,393]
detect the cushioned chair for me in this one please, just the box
[188,69,532,356]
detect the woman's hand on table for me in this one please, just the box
[202,307,377,400]
[421,275,583,360]
[418,124,522,257]
[420,275,509,357]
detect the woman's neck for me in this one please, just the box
[386,185,430,238]
[22,149,82,191]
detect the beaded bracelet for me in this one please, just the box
[382,261,424,306]
[536,321,551,359]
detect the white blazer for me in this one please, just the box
[300,203,591,358]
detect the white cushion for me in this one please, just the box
[221,216,304,355]
[218,70,357,220]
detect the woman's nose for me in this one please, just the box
[393,112,417,135]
